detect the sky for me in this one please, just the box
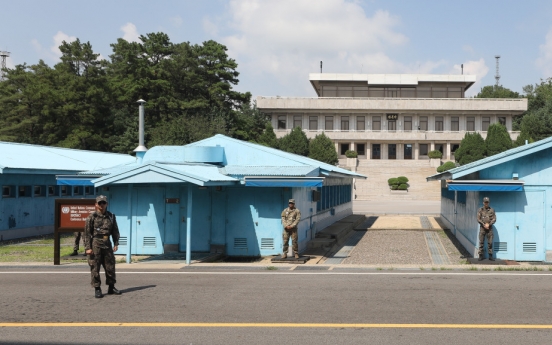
[2,0,552,99]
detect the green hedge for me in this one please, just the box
[388,178,399,186]
[397,176,409,183]
[345,150,358,158]
[437,161,456,173]
[389,176,409,190]
[398,184,408,190]
[428,150,443,159]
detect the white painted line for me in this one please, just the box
[0,271,551,276]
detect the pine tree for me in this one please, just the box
[308,132,338,165]
[485,123,513,156]
[454,132,486,165]
[278,127,309,156]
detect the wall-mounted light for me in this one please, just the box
[512,173,519,180]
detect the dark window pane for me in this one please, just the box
[372,144,381,159]
[432,87,447,98]
[482,116,490,131]
[451,117,459,131]
[467,117,475,131]
[340,143,349,155]
[404,144,413,159]
[498,117,506,126]
[388,121,396,131]
[325,116,334,130]
[419,116,428,131]
[278,115,286,129]
[353,86,368,97]
[417,87,431,98]
[369,87,384,97]
[309,116,318,130]
[357,144,365,155]
[420,144,429,155]
[448,87,462,98]
[341,116,349,130]
[400,88,415,97]
[293,115,302,128]
[372,116,381,130]
[356,116,365,130]
[435,116,444,131]
[388,144,396,159]
[323,86,337,97]
[404,116,412,131]
[337,87,353,97]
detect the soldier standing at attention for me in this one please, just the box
[70,231,84,256]
[477,196,496,261]
[84,195,122,298]
[281,199,301,259]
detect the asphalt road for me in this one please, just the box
[1,267,552,344]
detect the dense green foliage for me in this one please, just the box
[397,176,409,184]
[345,150,358,158]
[308,132,338,165]
[485,123,513,156]
[454,132,486,165]
[388,178,399,186]
[428,150,443,159]
[0,33,260,152]
[475,85,521,99]
[437,161,456,173]
[278,127,309,156]
[388,176,409,190]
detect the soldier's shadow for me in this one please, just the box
[120,285,156,294]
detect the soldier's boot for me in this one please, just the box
[108,285,122,295]
[70,250,78,256]
[95,287,103,299]
[281,253,287,259]
[478,256,484,261]
[488,254,495,261]
[294,253,300,259]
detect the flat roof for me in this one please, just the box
[309,73,477,95]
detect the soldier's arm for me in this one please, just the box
[477,209,484,226]
[281,210,286,225]
[290,210,301,228]
[111,214,120,247]
[489,210,496,225]
[84,216,92,251]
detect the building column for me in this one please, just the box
[430,142,435,152]
[446,142,451,160]
[382,143,388,160]
[397,143,403,160]
[414,142,419,160]
[366,141,371,160]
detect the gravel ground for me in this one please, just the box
[436,229,471,264]
[342,230,433,265]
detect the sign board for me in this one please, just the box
[386,114,398,121]
[53,198,96,265]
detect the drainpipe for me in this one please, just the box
[126,183,133,264]
[454,191,457,236]
[134,99,148,163]
[186,185,193,265]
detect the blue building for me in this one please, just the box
[0,142,135,241]
[427,137,552,261]
[70,135,365,260]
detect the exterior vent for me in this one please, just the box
[493,242,507,252]
[119,237,128,246]
[143,237,156,247]
[260,238,274,250]
[523,243,537,253]
[234,238,247,249]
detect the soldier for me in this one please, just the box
[281,199,301,259]
[477,196,496,261]
[84,195,122,298]
[69,231,85,256]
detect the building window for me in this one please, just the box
[73,186,82,195]
[448,87,462,98]
[435,143,444,155]
[451,117,459,131]
[309,116,318,130]
[85,186,93,195]
[419,144,429,156]
[369,87,384,97]
[277,115,286,130]
[372,144,381,159]
[388,144,397,159]
[482,116,490,131]
[419,116,428,131]
[322,86,337,97]
[19,186,31,197]
[2,186,13,198]
[404,116,412,131]
[432,87,447,98]
[48,186,57,196]
[293,115,302,128]
[325,116,334,130]
[61,186,69,196]
[337,86,353,97]
[356,116,365,131]
[34,186,43,197]
[417,87,431,98]
[386,88,400,97]
[435,116,444,131]
[353,86,368,97]
[341,116,349,131]
[401,88,416,97]
[498,117,506,126]
[340,143,349,155]
[404,144,413,159]
[467,117,475,131]
[451,144,460,154]
[357,143,365,156]
[372,116,381,131]
[388,121,396,131]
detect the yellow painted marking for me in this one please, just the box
[1,323,552,329]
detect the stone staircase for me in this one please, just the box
[342,159,442,201]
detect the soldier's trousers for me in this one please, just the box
[283,228,298,254]
[73,232,82,251]
[88,246,116,288]
[478,227,493,255]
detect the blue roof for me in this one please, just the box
[426,136,552,181]
[220,165,319,177]
[0,141,136,174]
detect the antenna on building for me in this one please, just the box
[0,51,10,81]
[320,61,323,73]
[494,55,501,88]
[461,64,463,75]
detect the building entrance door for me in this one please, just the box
[388,144,396,159]
[372,144,381,159]
[404,144,412,159]
[514,191,545,261]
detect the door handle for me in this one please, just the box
[137,220,141,225]
[516,225,519,229]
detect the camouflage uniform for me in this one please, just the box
[73,231,82,251]
[281,205,301,255]
[84,210,120,288]
[477,204,496,256]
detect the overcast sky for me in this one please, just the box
[2,0,552,98]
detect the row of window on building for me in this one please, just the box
[336,143,459,158]
[319,85,465,98]
[316,185,352,212]
[278,114,507,132]
[2,185,95,199]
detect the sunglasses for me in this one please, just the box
[98,201,107,205]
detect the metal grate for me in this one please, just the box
[493,242,507,252]
[143,237,156,247]
[119,237,128,246]
[523,243,537,253]
[260,238,274,250]
[234,238,247,249]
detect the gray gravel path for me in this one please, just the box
[341,230,433,265]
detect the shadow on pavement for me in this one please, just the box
[121,284,156,294]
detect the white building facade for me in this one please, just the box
[257,74,527,161]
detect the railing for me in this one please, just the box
[275,129,521,134]
[258,96,527,102]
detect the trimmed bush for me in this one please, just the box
[428,150,443,159]
[437,161,456,173]
[345,150,358,158]
[398,184,408,190]
[390,185,398,190]
[389,176,409,190]
[388,178,399,186]
[397,176,409,184]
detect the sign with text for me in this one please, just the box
[59,204,96,228]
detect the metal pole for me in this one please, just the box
[186,185,193,265]
[126,184,133,264]
[138,102,145,148]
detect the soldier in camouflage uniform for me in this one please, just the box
[477,196,496,261]
[281,199,301,259]
[70,231,84,256]
[84,195,122,298]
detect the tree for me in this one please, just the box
[454,132,486,165]
[256,122,279,148]
[278,127,309,156]
[485,123,512,156]
[232,102,269,142]
[475,85,521,99]
[308,132,338,165]
[512,131,534,148]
